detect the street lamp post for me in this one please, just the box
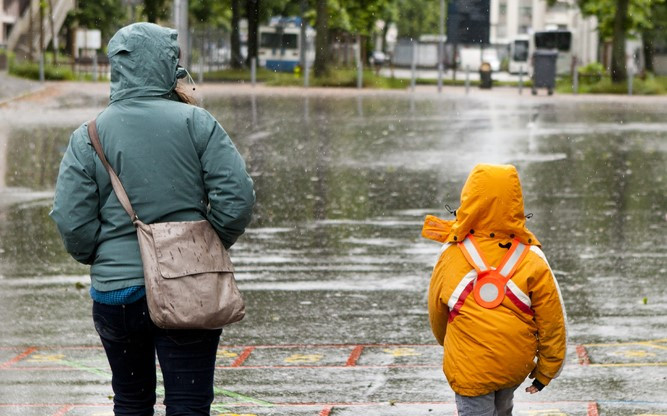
[438,0,444,93]
[173,0,189,69]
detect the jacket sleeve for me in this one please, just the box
[428,255,449,346]
[197,110,255,248]
[49,125,100,264]
[529,250,567,387]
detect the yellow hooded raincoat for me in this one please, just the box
[422,164,567,397]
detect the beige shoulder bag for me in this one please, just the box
[87,120,245,329]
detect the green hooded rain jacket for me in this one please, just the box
[50,23,255,292]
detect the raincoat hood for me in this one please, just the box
[422,164,540,246]
[108,23,186,102]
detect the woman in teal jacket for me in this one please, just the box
[50,23,255,415]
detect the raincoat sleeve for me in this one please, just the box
[49,125,101,264]
[196,110,255,249]
[428,255,450,346]
[529,251,567,387]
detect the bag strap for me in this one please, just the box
[87,119,139,222]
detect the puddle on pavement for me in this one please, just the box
[0,94,665,344]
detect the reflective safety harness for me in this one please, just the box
[456,234,531,310]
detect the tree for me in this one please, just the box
[313,0,329,76]
[641,1,667,73]
[611,0,630,82]
[394,0,440,40]
[190,0,231,27]
[246,0,260,66]
[143,0,170,23]
[68,0,126,40]
[578,0,663,82]
[230,0,244,68]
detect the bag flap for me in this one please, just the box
[150,220,234,278]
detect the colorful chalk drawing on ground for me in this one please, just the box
[578,338,667,367]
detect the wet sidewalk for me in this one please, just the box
[0,82,666,416]
[0,72,43,104]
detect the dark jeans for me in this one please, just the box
[92,297,222,416]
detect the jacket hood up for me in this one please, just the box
[108,22,185,103]
[422,164,540,246]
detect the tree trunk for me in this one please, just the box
[642,31,655,74]
[39,1,44,57]
[144,0,160,23]
[610,0,629,83]
[245,0,260,67]
[47,0,57,65]
[314,0,329,77]
[29,0,34,61]
[230,0,243,69]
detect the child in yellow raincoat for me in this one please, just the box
[422,164,567,415]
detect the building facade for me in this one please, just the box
[0,0,27,46]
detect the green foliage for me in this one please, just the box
[142,0,170,23]
[67,0,125,40]
[190,0,232,29]
[577,0,664,39]
[9,60,76,81]
[557,73,667,94]
[577,62,606,84]
[394,0,441,39]
[198,67,534,89]
[339,0,388,35]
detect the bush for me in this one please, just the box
[577,62,606,85]
[557,73,667,95]
[9,59,75,81]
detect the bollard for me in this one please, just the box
[356,34,363,89]
[304,52,310,88]
[518,66,523,95]
[465,65,470,95]
[251,92,257,126]
[410,40,417,92]
[628,66,633,96]
[198,52,204,84]
[93,53,98,81]
[251,57,257,87]
[573,65,579,95]
[437,62,443,93]
[38,53,45,83]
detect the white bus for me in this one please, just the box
[508,35,530,74]
[258,17,314,72]
[533,30,573,75]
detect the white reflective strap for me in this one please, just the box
[447,270,476,310]
[440,242,452,254]
[461,237,488,271]
[498,242,527,277]
[506,280,531,308]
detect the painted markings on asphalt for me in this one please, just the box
[7,340,666,372]
[587,402,599,416]
[0,346,37,369]
[382,347,420,357]
[2,401,665,416]
[517,409,567,415]
[577,338,667,367]
[284,353,324,363]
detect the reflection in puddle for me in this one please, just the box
[0,94,664,327]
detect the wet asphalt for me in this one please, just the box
[0,78,666,415]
